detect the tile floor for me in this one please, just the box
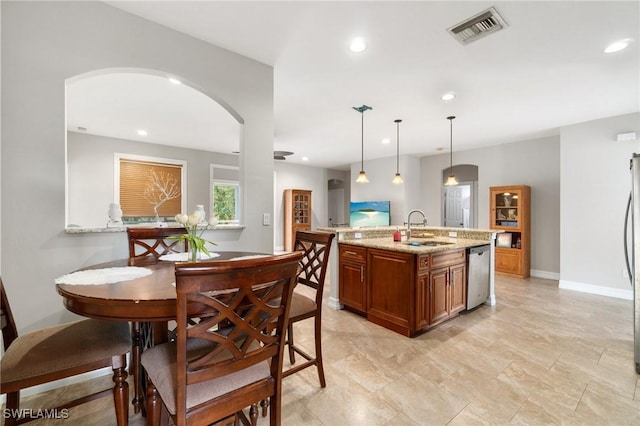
[4,274,639,425]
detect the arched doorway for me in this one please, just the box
[441,164,478,228]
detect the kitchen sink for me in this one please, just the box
[402,240,454,247]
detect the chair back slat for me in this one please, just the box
[127,227,188,259]
[294,231,335,301]
[0,277,19,351]
[173,252,302,418]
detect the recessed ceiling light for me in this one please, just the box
[436,147,444,151]
[382,138,391,144]
[137,129,148,136]
[77,126,87,132]
[441,92,456,101]
[302,156,309,161]
[349,37,367,53]
[168,77,181,85]
[604,39,631,53]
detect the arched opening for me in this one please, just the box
[65,68,243,228]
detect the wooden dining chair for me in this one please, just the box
[258,231,335,419]
[126,226,189,413]
[127,227,188,259]
[282,231,335,386]
[0,278,131,426]
[140,251,302,426]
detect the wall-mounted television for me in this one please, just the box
[349,201,391,227]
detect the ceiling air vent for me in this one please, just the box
[447,6,508,45]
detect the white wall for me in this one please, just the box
[1,2,274,332]
[421,136,561,277]
[560,112,639,298]
[350,155,422,226]
[274,162,328,251]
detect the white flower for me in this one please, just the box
[187,214,201,226]
[175,213,188,225]
[208,216,219,226]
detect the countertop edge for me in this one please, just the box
[339,236,491,254]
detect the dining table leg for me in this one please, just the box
[130,322,143,414]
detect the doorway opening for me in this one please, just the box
[328,178,348,227]
[441,164,478,228]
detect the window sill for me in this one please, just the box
[65,224,246,234]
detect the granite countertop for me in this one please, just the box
[320,225,498,234]
[339,236,490,255]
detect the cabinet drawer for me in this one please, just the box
[431,249,465,268]
[339,244,367,263]
[417,255,430,271]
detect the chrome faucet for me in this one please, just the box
[406,209,427,241]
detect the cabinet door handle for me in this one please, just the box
[360,266,364,282]
[345,250,358,256]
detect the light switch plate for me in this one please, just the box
[262,213,270,226]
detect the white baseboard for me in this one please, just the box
[531,269,560,280]
[0,367,112,404]
[559,280,633,300]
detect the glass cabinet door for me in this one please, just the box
[294,193,310,224]
[494,191,519,228]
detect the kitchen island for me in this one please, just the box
[317,226,499,337]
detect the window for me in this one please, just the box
[211,165,240,223]
[116,154,186,223]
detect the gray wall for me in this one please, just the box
[421,136,561,278]
[67,132,239,228]
[350,155,422,226]
[560,112,639,296]
[1,2,274,332]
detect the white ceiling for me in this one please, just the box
[74,1,640,170]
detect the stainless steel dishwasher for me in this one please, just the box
[466,244,490,310]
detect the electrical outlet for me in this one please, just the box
[262,213,270,226]
[354,232,362,239]
[448,231,458,238]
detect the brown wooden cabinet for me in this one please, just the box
[338,245,367,314]
[367,249,414,335]
[283,189,311,251]
[490,185,530,278]
[429,250,466,326]
[338,244,466,337]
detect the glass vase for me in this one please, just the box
[189,243,198,262]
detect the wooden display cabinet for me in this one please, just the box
[490,185,531,278]
[283,189,312,251]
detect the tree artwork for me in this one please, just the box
[142,168,181,221]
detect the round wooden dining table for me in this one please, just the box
[55,251,269,420]
[56,251,267,322]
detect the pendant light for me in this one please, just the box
[392,119,404,184]
[353,105,372,183]
[444,115,459,186]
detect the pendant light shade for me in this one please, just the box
[392,119,404,184]
[353,105,372,183]
[444,115,459,186]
